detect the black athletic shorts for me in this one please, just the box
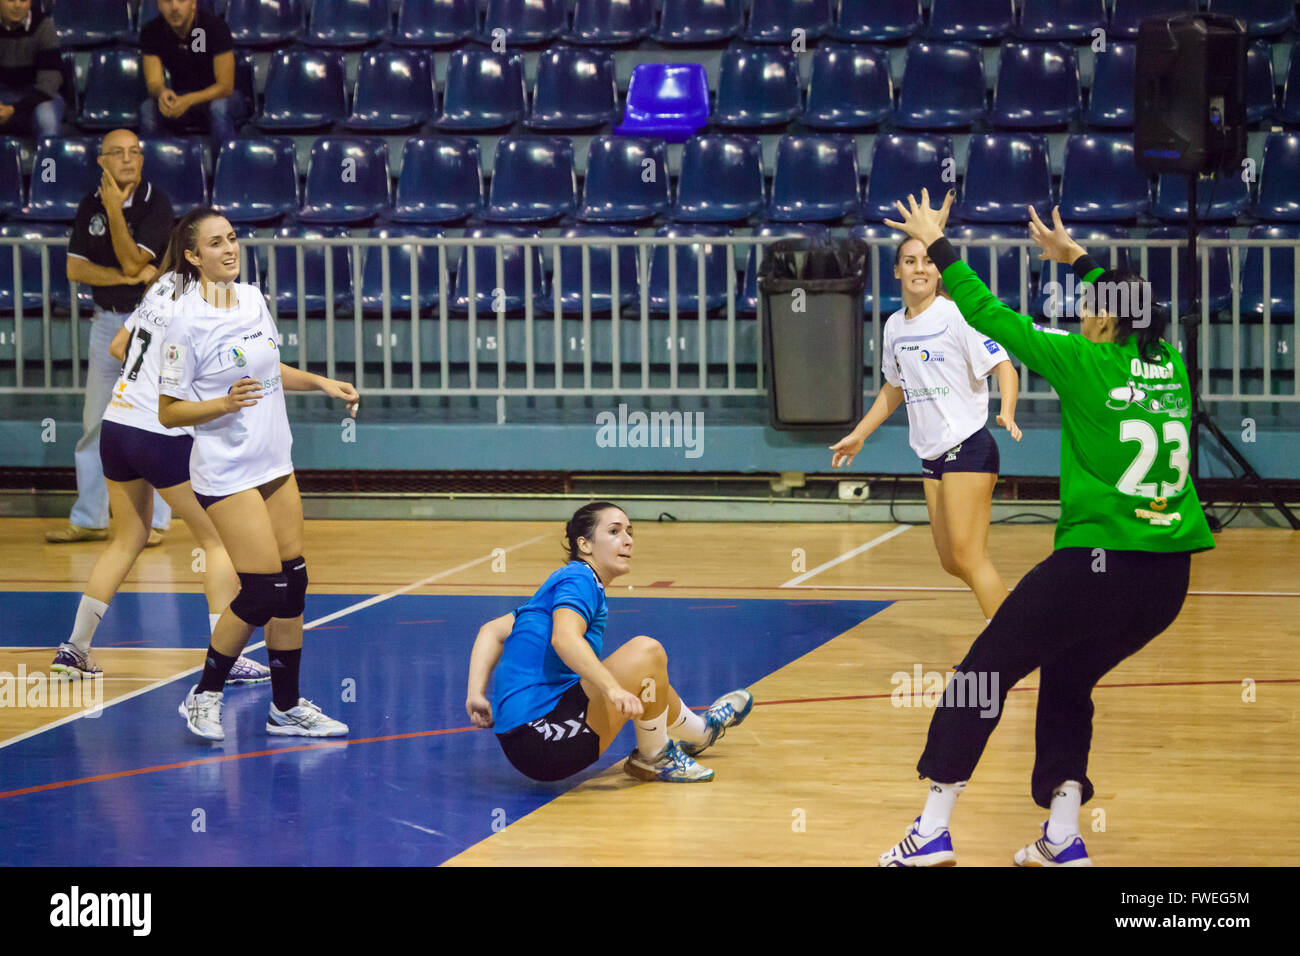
[497,681,600,782]
[100,419,193,489]
[921,425,1000,479]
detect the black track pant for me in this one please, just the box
[916,547,1192,809]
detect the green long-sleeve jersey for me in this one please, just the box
[929,238,1215,554]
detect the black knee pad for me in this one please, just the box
[281,556,308,618]
[230,571,289,627]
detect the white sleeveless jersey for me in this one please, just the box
[882,296,1009,460]
[102,274,194,437]
[156,281,294,496]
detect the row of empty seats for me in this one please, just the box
[47,0,1300,50]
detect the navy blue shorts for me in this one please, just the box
[921,425,1000,479]
[194,491,232,510]
[497,681,600,783]
[100,419,193,489]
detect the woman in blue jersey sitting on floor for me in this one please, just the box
[466,502,753,783]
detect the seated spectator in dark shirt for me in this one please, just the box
[0,0,64,140]
[140,0,246,151]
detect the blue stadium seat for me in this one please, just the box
[344,49,437,131]
[394,0,479,46]
[140,138,209,210]
[714,43,802,128]
[1144,225,1233,316]
[803,42,893,130]
[990,41,1081,129]
[672,135,766,223]
[613,64,709,142]
[569,0,655,45]
[958,134,1053,223]
[226,0,302,47]
[58,51,78,118]
[391,136,483,224]
[895,41,986,130]
[656,0,743,45]
[0,222,88,314]
[1240,225,1300,317]
[303,0,391,47]
[359,225,445,315]
[740,222,830,313]
[436,49,526,131]
[269,224,353,315]
[234,49,256,106]
[1109,0,1197,39]
[256,49,348,131]
[927,0,1014,41]
[1255,133,1300,222]
[851,223,904,317]
[451,226,548,313]
[526,47,619,131]
[1247,39,1277,124]
[745,0,833,43]
[1034,223,1132,317]
[482,0,567,45]
[483,136,577,222]
[212,137,300,223]
[78,49,146,130]
[647,224,733,313]
[542,224,642,314]
[50,1,134,48]
[952,224,1029,308]
[578,136,672,223]
[1279,43,1300,127]
[1153,173,1250,222]
[1016,0,1106,41]
[833,0,920,42]
[1206,0,1295,38]
[0,139,23,217]
[1058,134,1151,222]
[767,135,860,222]
[863,133,956,222]
[1085,40,1136,128]
[298,138,392,225]
[18,138,98,221]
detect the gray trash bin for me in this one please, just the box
[758,237,868,430]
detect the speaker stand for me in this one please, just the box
[1183,175,1300,530]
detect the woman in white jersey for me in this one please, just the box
[50,271,269,686]
[154,207,358,741]
[829,222,1022,621]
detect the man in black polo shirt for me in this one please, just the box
[47,128,176,544]
[139,0,245,152]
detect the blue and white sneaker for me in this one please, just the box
[50,643,102,678]
[1014,823,1093,867]
[178,685,225,741]
[678,689,754,757]
[226,655,271,684]
[267,698,349,737]
[878,817,957,867]
[624,742,715,782]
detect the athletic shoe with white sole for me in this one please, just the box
[179,685,225,740]
[623,742,715,782]
[50,643,102,678]
[267,698,349,737]
[878,817,957,867]
[1014,823,1093,867]
[677,688,754,757]
[226,655,271,684]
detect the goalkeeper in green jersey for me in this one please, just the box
[876,190,1215,868]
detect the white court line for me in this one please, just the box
[779,525,912,588]
[0,533,550,752]
[782,584,1300,598]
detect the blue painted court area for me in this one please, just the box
[0,592,888,866]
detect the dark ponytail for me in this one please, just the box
[1094,269,1168,362]
[563,501,624,562]
[149,206,224,300]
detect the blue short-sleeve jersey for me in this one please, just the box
[493,561,608,734]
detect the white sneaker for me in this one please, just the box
[267,698,349,737]
[1014,823,1093,867]
[178,685,225,740]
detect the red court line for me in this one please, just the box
[5,676,1295,803]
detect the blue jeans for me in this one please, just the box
[140,90,248,150]
[70,308,173,531]
[0,90,65,140]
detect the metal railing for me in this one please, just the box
[1,233,1296,404]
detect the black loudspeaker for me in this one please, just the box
[1134,13,1247,175]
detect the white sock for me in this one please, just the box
[986,618,992,625]
[68,595,110,654]
[668,702,709,746]
[209,613,221,636]
[1046,780,1083,843]
[633,709,669,759]
[918,780,967,836]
